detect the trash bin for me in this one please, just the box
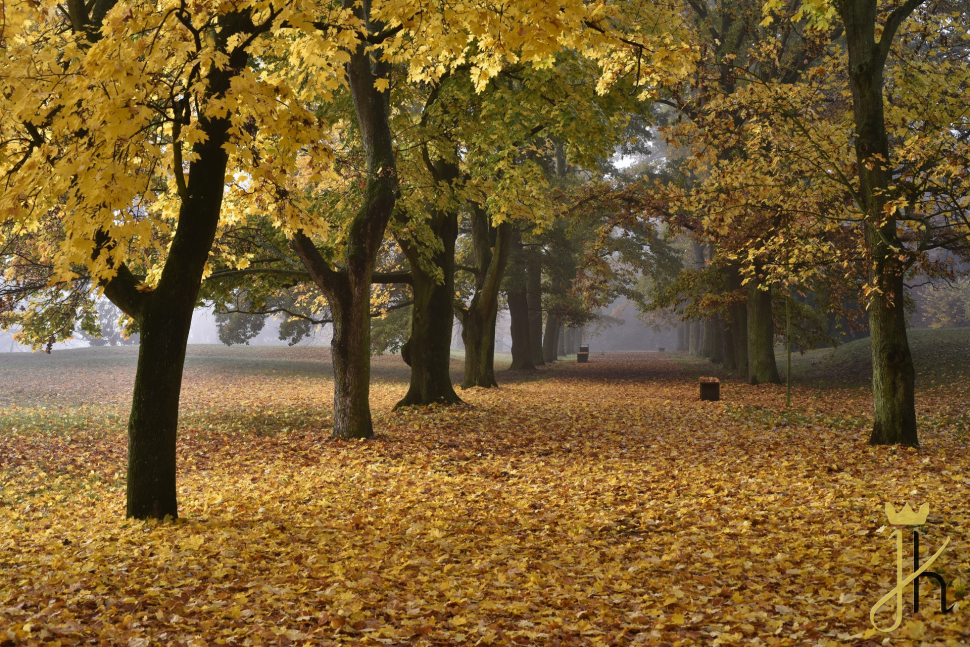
[577,345,589,363]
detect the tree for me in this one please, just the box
[1,0,334,518]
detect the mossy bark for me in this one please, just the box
[836,0,920,446]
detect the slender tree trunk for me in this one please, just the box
[721,313,737,371]
[677,322,687,351]
[837,0,920,445]
[725,264,749,378]
[542,314,560,362]
[557,324,566,358]
[525,250,545,367]
[710,315,724,364]
[747,277,781,385]
[702,318,714,359]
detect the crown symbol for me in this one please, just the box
[885,502,929,526]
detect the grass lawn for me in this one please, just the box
[1,334,969,646]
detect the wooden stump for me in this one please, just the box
[700,377,720,401]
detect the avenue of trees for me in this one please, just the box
[1,0,968,518]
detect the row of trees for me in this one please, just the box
[0,0,694,518]
[2,0,968,520]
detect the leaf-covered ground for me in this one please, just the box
[2,335,970,646]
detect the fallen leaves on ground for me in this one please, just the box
[2,348,970,646]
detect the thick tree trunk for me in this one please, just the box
[837,0,920,445]
[329,277,376,436]
[395,165,461,406]
[689,318,702,355]
[507,286,535,370]
[106,39,246,519]
[542,314,560,362]
[525,251,545,367]
[396,226,461,406]
[747,278,781,385]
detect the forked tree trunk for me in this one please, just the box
[747,277,781,385]
[836,0,921,445]
[525,251,545,367]
[508,286,535,370]
[458,207,512,388]
[292,0,398,437]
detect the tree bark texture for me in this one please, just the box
[98,14,256,519]
[395,162,462,406]
[507,286,535,370]
[292,0,398,437]
[837,0,920,445]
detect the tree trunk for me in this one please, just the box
[329,277,376,436]
[395,165,462,407]
[557,324,566,358]
[103,34,248,519]
[702,318,714,359]
[710,315,724,364]
[507,286,535,370]
[721,312,737,372]
[458,205,512,388]
[836,0,920,445]
[525,250,545,367]
[292,2,398,437]
[726,264,749,378]
[542,313,560,362]
[689,318,701,355]
[747,278,781,385]
[677,322,687,351]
